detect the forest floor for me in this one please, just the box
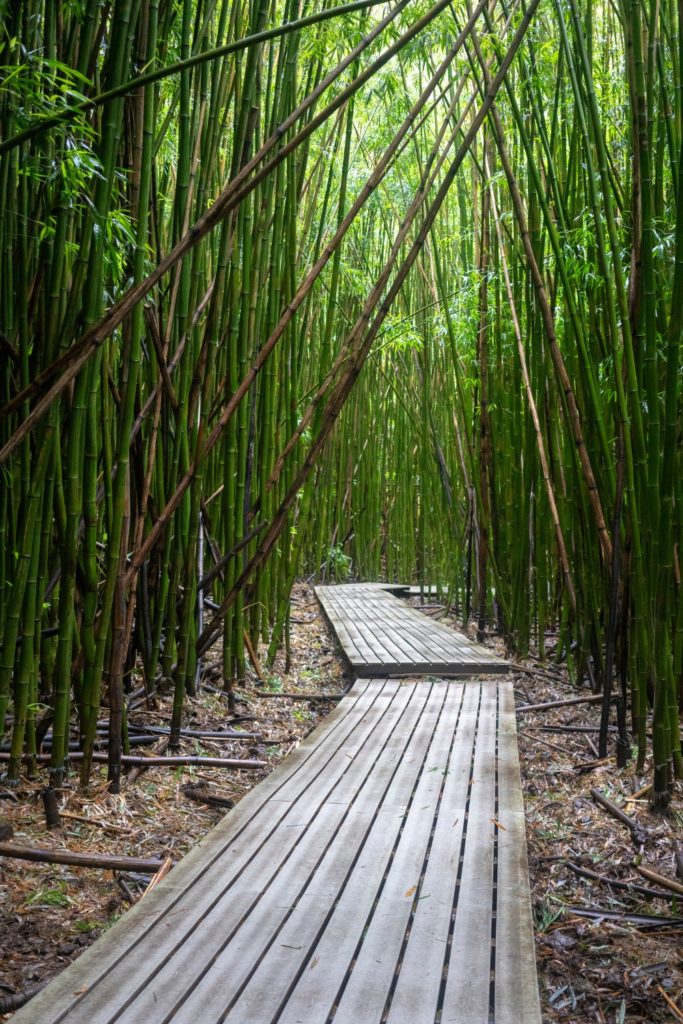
[0,583,681,1023]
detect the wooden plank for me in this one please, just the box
[493,684,542,1024]
[10,681,390,1024]
[382,619,459,663]
[275,684,454,1024]
[364,623,425,664]
[439,685,498,1023]
[8,681,369,1019]
[405,584,442,597]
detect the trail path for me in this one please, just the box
[11,586,539,1024]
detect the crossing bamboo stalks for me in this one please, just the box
[1,0,680,799]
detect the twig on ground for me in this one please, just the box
[517,694,609,714]
[657,985,683,1023]
[590,787,648,848]
[142,855,174,897]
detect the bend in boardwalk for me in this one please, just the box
[316,583,509,677]
[11,676,540,1024]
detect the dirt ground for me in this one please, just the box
[1,584,681,1022]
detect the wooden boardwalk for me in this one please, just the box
[11,594,539,1024]
[316,583,509,677]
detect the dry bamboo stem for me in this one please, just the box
[0,842,168,872]
[635,866,683,896]
[517,694,608,713]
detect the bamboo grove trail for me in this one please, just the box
[11,586,540,1024]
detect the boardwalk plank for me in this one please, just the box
[276,686,456,1024]
[440,685,498,1024]
[149,685,425,1023]
[198,684,436,1023]
[494,685,543,1024]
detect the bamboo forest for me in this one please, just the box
[0,0,682,1020]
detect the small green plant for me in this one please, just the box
[324,545,352,582]
[535,902,563,933]
[264,674,283,693]
[25,883,72,908]
[74,919,100,933]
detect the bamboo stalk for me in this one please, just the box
[0,843,169,872]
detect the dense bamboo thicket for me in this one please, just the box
[0,0,681,802]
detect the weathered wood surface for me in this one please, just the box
[316,583,509,676]
[12,678,539,1024]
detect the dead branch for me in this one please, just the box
[565,906,683,929]
[250,690,343,701]
[0,751,266,770]
[516,693,608,713]
[182,783,234,809]
[243,630,265,681]
[115,723,260,741]
[590,787,647,848]
[634,865,683,897]
[0,842,168,872]
[657,984,683,1022]
[565,861,674,900]
[142,855,174,897]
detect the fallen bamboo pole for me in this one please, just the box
[250,690,344,702]
[516,694,612,713]
[635,865,683,897]
[565,861,673,900]
[0,842,168,873]
[0,752,267,769]
[98,722,260,740]
[590,787,647,847]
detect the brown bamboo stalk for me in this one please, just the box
[635,866,683,896]
[0,843,168,872]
